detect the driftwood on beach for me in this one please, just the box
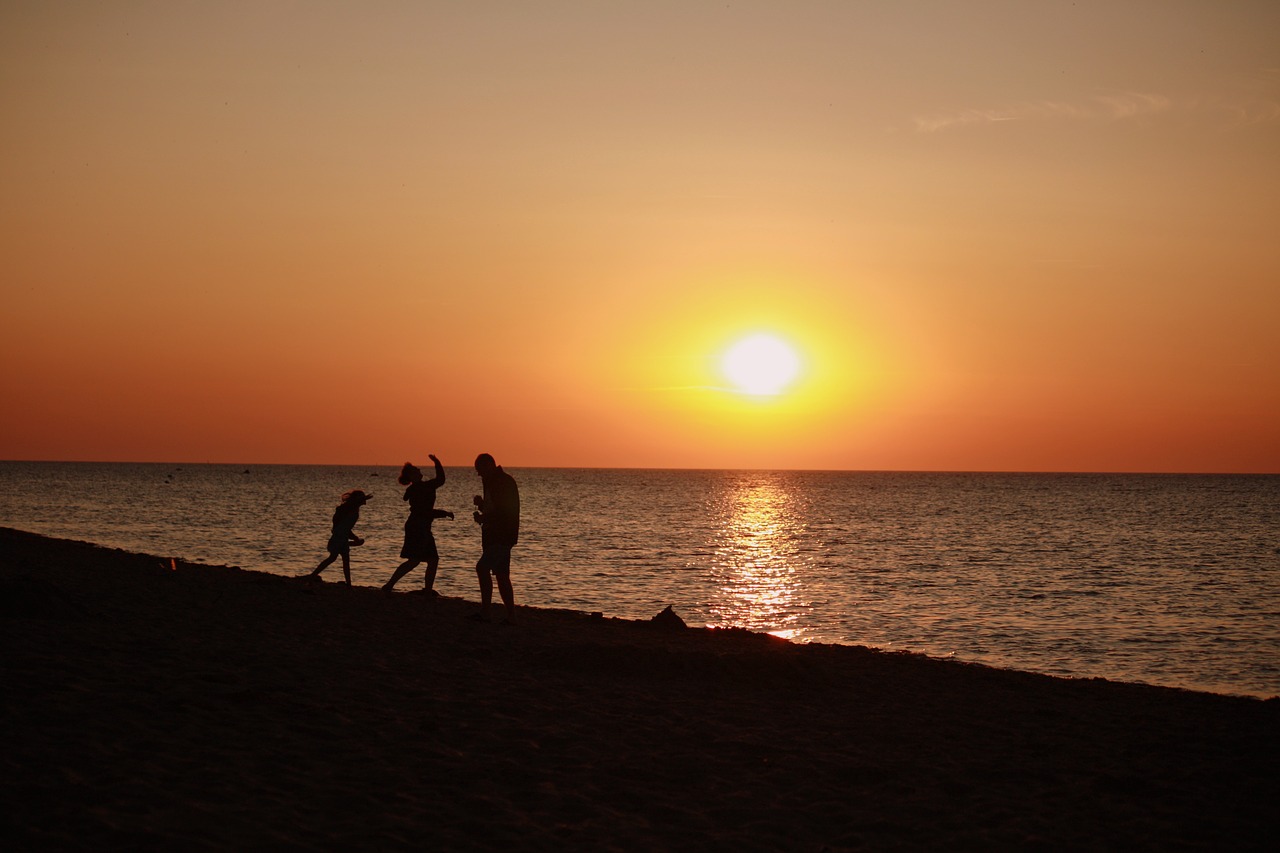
[1,526,1276,850]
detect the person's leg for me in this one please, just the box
[341,553,352,586]
[475,557,493,614]
[495,547,515,623]
[495,572,516,623]
[311,553,337,576]
[383,559,419,590]
[422,537,440,595]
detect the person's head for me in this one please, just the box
[341,489,372,506]
[474,453,496,476]
[398,463,421,486]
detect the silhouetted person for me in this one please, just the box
[472,453,519,623]
[383,455,454,594]
[309,489,372,586]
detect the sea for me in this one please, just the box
[2,461,1277,699]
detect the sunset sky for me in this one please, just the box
[3,1,1278,472]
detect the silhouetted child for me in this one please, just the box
[308,489,372,586]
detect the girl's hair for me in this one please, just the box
[398,462,420,486]
[341,489,370,504]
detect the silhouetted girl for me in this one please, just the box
[309,489,372,586]
[383,455,453,594]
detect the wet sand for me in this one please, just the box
[2,526,1276,850]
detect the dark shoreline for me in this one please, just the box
[2,526,1276,849]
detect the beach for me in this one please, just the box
[2,526,1276,850]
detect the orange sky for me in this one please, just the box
[3,1,1278,472]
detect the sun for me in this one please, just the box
[721,333,802,396]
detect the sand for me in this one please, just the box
[1,526,1276,850]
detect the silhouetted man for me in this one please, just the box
[472,453,519,623]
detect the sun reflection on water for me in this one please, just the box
[708,477,810,639]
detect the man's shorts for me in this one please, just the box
[477,543,513,578]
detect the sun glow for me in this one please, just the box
[721,333,802,396]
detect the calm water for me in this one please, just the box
[2,462,1277,698]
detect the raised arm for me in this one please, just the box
[428,454,446,487]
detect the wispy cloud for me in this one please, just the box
[1215,68,1280,127]
[1219,98,1280,127]
[915,74,1280,133]
[914,91,1173,133]
[1093,92,1173,120]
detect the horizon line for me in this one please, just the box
[2,458,1276,477]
